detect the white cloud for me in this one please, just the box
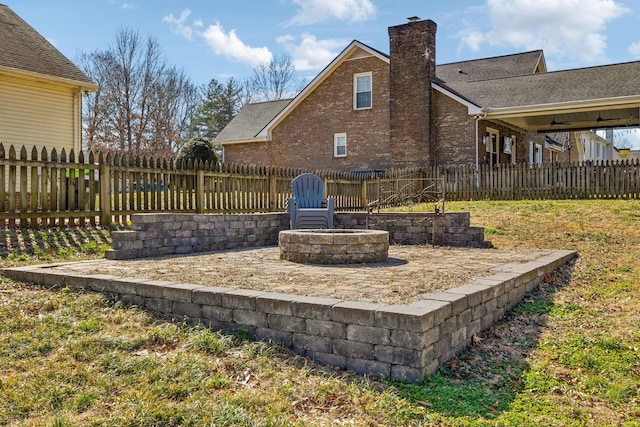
[278,33,346,71]
[163,10,272,68]
[201,23,272,67]
[457,28,485,52]
[286,0,376,26]
[629,41,640,58]
[108,0,133,9]
[459,0,629,66]
[163,9,199,40]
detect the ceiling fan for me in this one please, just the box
[596,111,616,123]
[550,115,569,126]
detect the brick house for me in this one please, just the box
[216,19,640,172]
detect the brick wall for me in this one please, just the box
[272,55,391,171]
[222,141,272,166]
[433,91,477,165]
[388,19,437,169]
[225,56,391,172]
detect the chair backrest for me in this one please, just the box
[291,173,325,208]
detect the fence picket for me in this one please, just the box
[1,143,639,227]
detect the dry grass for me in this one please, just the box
[1,199,639,426]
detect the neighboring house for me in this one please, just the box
[216,18,640,172]
[0,4,97,158]
[568,131,613,163]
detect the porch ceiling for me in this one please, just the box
[485,105,640,133]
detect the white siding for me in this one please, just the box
[0,76,77,157]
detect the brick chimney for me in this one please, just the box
[388,19,437,168]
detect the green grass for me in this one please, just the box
[1,200,639,425]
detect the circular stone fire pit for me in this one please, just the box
[279,229,389,264]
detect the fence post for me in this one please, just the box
[196,169,205,213]
[361,180,368,210]
[100,163,111,226]
[269,174,277,211]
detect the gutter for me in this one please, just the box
[475,111,487,187]
[482,95,640,119]
[0,65,98,91]
[218,137,269,146]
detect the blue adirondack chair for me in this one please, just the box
[288,173,335,229]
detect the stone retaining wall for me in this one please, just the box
[107,211,488,260]
[335,212,487,247]
[4,250,576,382]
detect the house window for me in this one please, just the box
[485,128,499,165]
[354,72,372,110]
[334,133,347,157]
[529,142,543,165]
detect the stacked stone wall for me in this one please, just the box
[107,211,489,260]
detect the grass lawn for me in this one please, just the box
[0,199,638,426]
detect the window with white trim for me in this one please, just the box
[485,127,499,165]
[334,133,347,157]
[354,72,372,110]
[529,142,543,165]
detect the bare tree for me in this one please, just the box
[248,54,303,102]
[79,27,198,157]
[78,50,117,152]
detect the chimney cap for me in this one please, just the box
[407,16,420,22]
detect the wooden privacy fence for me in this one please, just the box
[0,143,639,227]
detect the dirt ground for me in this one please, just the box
[53,245,553,305]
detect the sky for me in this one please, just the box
[8,0,640,148]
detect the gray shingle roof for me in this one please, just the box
[443,60,640,109]
[216,48,548,144]
[0,4,95,86]
[436,50,544,83]
[216,37,640,143]
[215,99,292,143]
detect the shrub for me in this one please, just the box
[176,137,218,164]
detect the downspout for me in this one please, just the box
[474,111,486,187]
[73,89,82,153]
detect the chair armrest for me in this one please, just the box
[287,197,297,210]
[326,198,335,210]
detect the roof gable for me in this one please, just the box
[435,50,546,83]
[256,41,389,138]
[214,99,292,143]
[0,4,96,87]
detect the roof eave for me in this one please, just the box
[218,137,269,146]
[0,65,99,91]
[483,95,640,119]
[432,82,483,115]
